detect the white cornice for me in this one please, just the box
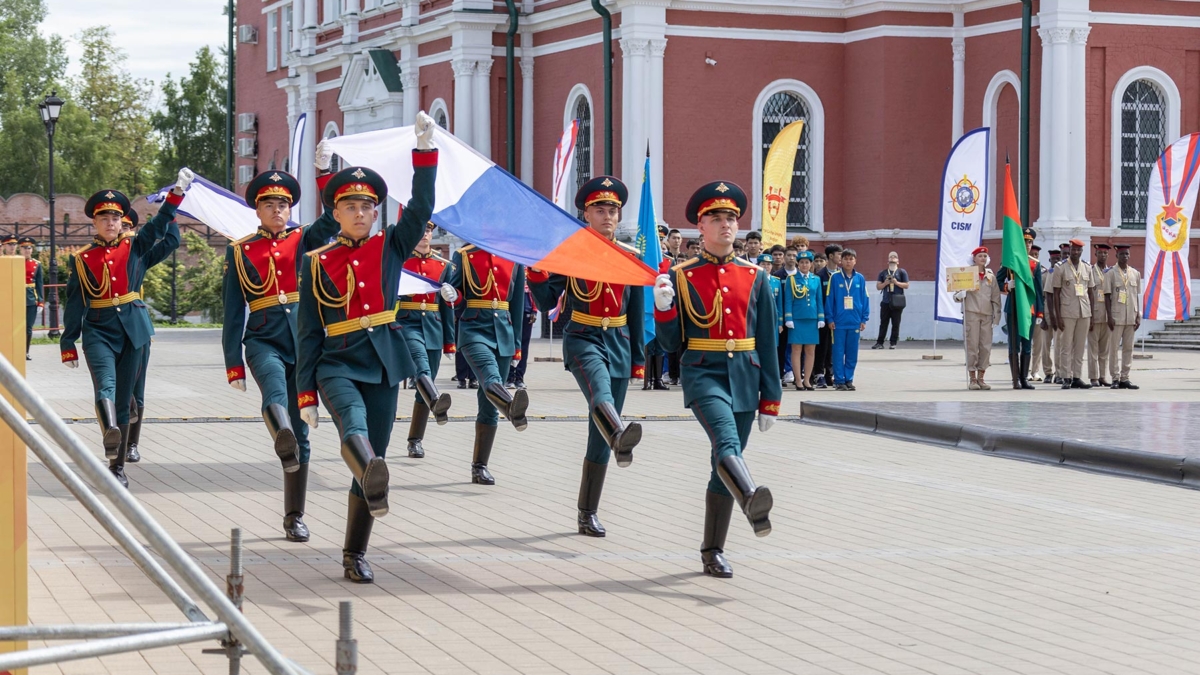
[665,23,954,44]
[1091,11,1200,29]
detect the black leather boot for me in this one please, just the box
[715,455,773,537]
[341,434,389,517]
[414,374,452,425]
[342,494,375,584]
[701,490,735,578]
[484,382,528,431]
[471,423,497,485]
[1009,357,1021,390]
[126,403,145,463]
[591,401,641,468]
[109,424,129,489]
[97,399,122,460]
[283,463,310,542]
[407,401,429,458]
[652,355,670,390]
[577,459,608,537]
[1019,353,1035,389]
[642,357,653,390]
[264,403,300,473]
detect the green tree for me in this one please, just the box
[153,46,228,188]
[178,231,224,322]
[0,0,67,197]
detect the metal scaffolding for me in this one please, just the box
[0,352,358,674]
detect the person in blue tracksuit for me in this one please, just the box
[823,248,869,390]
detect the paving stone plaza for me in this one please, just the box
[21,330,1200,674]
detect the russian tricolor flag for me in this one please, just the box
[324,125,658,286]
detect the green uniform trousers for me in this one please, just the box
[567,350,628,465]
[248,349,311,463]
[317,375,398,498]
[460,342,511,427]
[132,344,150,408]
[404,330,442,405]
[690,395,755,497]
[84,337,144,425]
[25,305,36,351]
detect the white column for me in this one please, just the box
[301,0,317,55]
[952,43,965,142]
[401,71,419,125]
[452,59,475,146]
[292,0,303,55]
[1048,27,1072,222]
[648,38,667,223]
[520,56,534,186]
[342,0,360,44]
[1069,27,1090,226]
[401,0,419,26]
[473,59,493,158]
[1037,28,1052,225]
[620,38,649,223]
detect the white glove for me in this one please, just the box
[785,320,794,329]
[511,359,520,370]
[817,320,825,329]
[64,360,78,369]
[953,290,965,302]
[175,168,194,193]
[315,140,333,171]
[300,406,319,429]
[1006,279,1015,292]
[415,111,436,150]
[758,414,776,432]
[653,274,674,312]
[440,283,458,303]
[229,379,246,392]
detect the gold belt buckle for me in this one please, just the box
[420,300,428,311]
[491,299,499,310]
[112,294,122,306]
[725,338,737,352]
[278,292,289,305]
[601,316,610,330]
[358,316,372,329]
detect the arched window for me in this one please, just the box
[752,80,824,232]
[323,122,343,173]
[430,98,449,131]
[1119,81,1168,228]
[761,93,810,230]
[572,95,593,216]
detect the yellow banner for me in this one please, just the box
[761,120,804,249]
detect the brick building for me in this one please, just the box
[235,0,1200,337]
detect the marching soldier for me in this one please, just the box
[1,234,16,256]
[441,241,528,485]
[219,166,340,542]
[120,209,181,464]
[653,181,780,579]
[1105,244,1141,389]
[18,237,43,361]
[1051,239,1098,389]
[997,228,1043,390]
[399,222,455,459]
[954,247,1001,390]
[1088,243,1113,387]
[527,176,645,538]
[296,112,439,583]
[60,174,189,486]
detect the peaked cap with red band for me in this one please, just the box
[245,170,301,206]
[321,166,388,209]
[685,180,748,225]
[85,189,132,219]
[574,175,628,211]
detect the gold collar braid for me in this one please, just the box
[235,244,279,297]
[675,266,723,332]
[75,252,111,300]
[464,257,496,298]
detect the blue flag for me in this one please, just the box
[636,155,662,346]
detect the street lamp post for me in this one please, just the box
[38,92,64,338]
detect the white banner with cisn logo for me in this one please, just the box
[934,127,990,324]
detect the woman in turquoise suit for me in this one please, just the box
[783,250,824,390]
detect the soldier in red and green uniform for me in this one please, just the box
[0,234,16,256]
[653,181,780,579]
[527,175,644,537]
[18,237,43,360]
[296,112,438,583]
[399,222,455,459]
[60,174,189,487]
[218,166,340,542]
[440,244,527,486]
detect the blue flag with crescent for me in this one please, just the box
[636,155,661,346]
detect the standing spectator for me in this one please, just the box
[953,247,1001,390]
[1028,244,1051,381]
[685,239,701,257]
[506,285,536,389]
[815,244,843,388]
[769,244,786,270]
[789,235,810,255]
[664,229,683,261]
[1104,244,1141,390]
[744,230,764,261]
[825,248,868,390]
[772,248,799,382]
[1050,239,1098,389]
[733,239,745,258]
[1087,243,1113,387]
[783,251,823,390]
[872,251,908,350]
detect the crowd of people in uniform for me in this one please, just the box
[7,110,1150,587]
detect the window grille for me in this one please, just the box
[761,92,811,230]
[1120,80,1167,229]
[434,108,448,130]
[573,96,592,217]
